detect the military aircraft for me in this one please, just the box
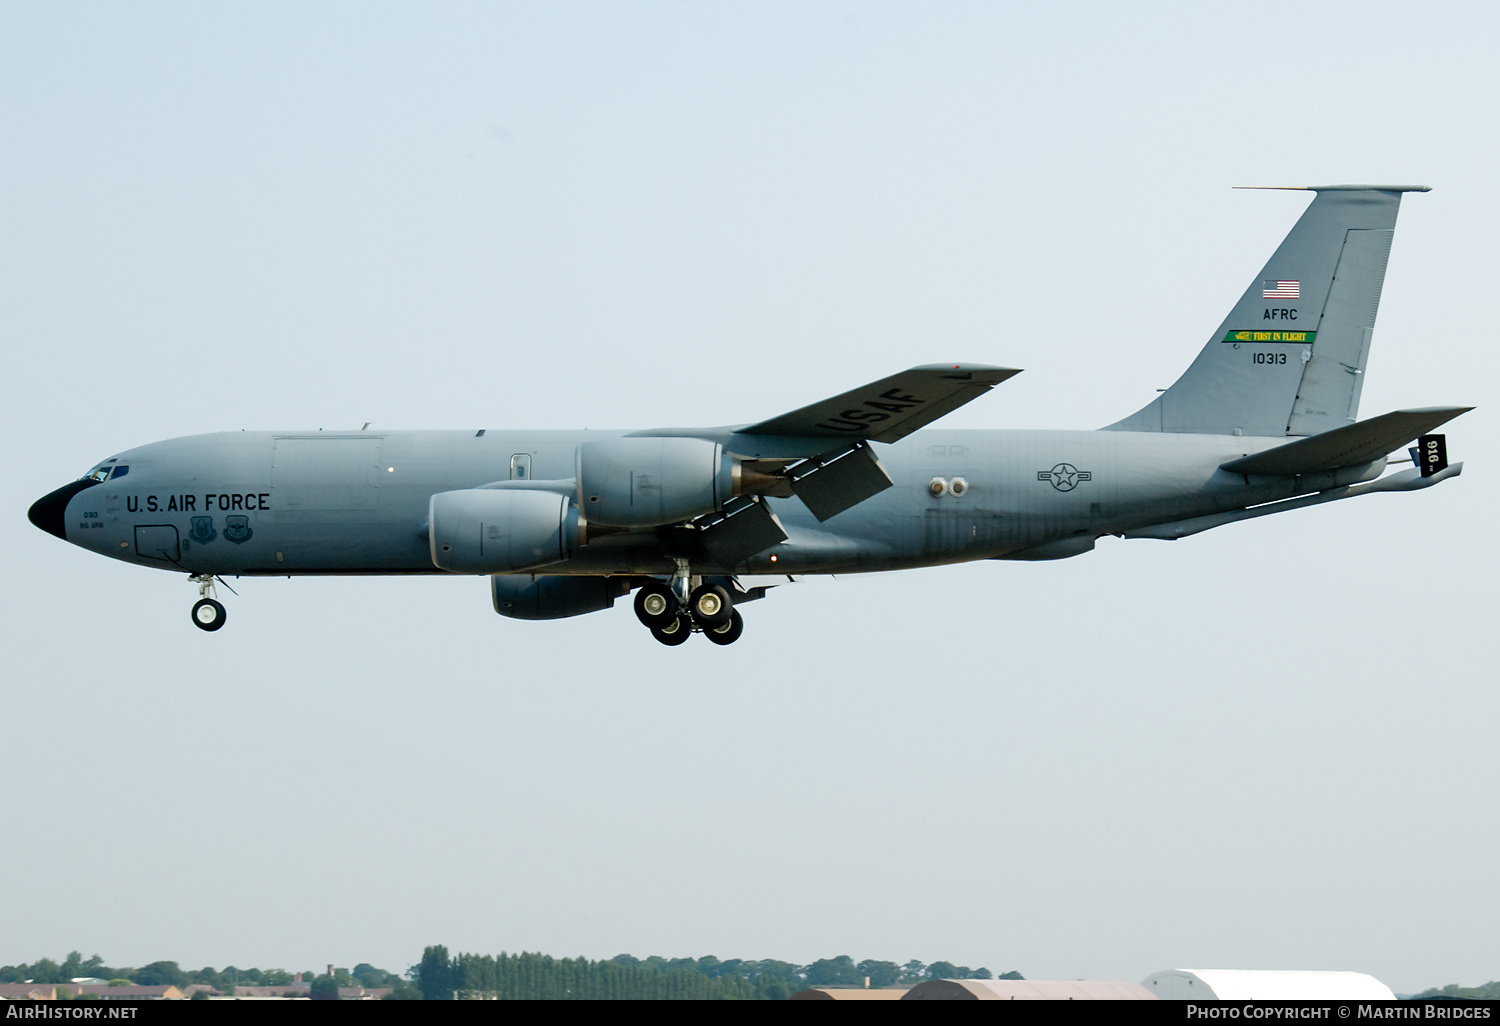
[29,184,1470,645]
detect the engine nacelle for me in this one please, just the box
[429,488,577,573]
[491,574,629,620]
[576,437,736,527]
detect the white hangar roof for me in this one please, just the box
[1142,969,1395,1000]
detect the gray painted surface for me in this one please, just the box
[29,186,1469,639]
[1106,188,1413,436]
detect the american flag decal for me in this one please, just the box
[1262,279,1300,299]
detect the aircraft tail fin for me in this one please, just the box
[1104,185,1429,437]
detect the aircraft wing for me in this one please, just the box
[740,364,1021,444]
[1220,406,1473,476]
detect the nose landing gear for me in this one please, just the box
[633,565,743,646]
[189,574,231,632]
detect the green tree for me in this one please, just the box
[352,963,395,988]
[417,945,454,1000]
[900,960,926,984]
[30,959,64,984]
[1415,982,1500,999]
[308,975,339,1001]
[805,956,859,987]
[749,960,803,991]
[926,960,959,980]
[134,961,188,988]
[857,960,901,988]
[60,952,83,980]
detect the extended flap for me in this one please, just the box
[788,443,893,521]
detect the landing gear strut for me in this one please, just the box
[634,564,742,646]
[189,574,228,632]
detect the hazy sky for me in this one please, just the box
[3,1,1495,993]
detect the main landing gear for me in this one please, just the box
[633,565,744,646]
[189,574,230,632]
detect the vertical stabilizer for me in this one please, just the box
[1104,186,1426,437]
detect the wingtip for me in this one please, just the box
[914,363,1023,382]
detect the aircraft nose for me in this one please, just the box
[28,480,97,540]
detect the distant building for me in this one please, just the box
[0,985,192,1000]
[0,984,189,996]
[73,985,187,1000]
[1141,970,1395,1000]
[792,988,909,1000]
[217,984,310,999]
[904,979,1156,1000]
[338,987,393,1000]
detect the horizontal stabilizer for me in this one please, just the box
[1220,407,1473,476]
[743,364,1020,443]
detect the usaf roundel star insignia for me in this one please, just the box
[1038,463,1092,491]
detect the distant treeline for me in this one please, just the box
[1,948,1009,1001]
[1414,982,1500,1000]
[414,945,1016,1000]
[0,952,411,996]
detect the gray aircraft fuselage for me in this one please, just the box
[44,425,1371,578]
[27,184,1470,642]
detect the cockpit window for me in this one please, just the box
[110,465,129,480]
[81,460,116,483]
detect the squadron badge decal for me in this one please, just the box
[224,515,253,544]
[1038,463,1092,491]
[189,516,217,545]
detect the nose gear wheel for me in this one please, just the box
[191,598,227,631]
[188,573,234,632]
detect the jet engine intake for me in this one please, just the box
[429,488,578,573]
[576,437,738,527]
